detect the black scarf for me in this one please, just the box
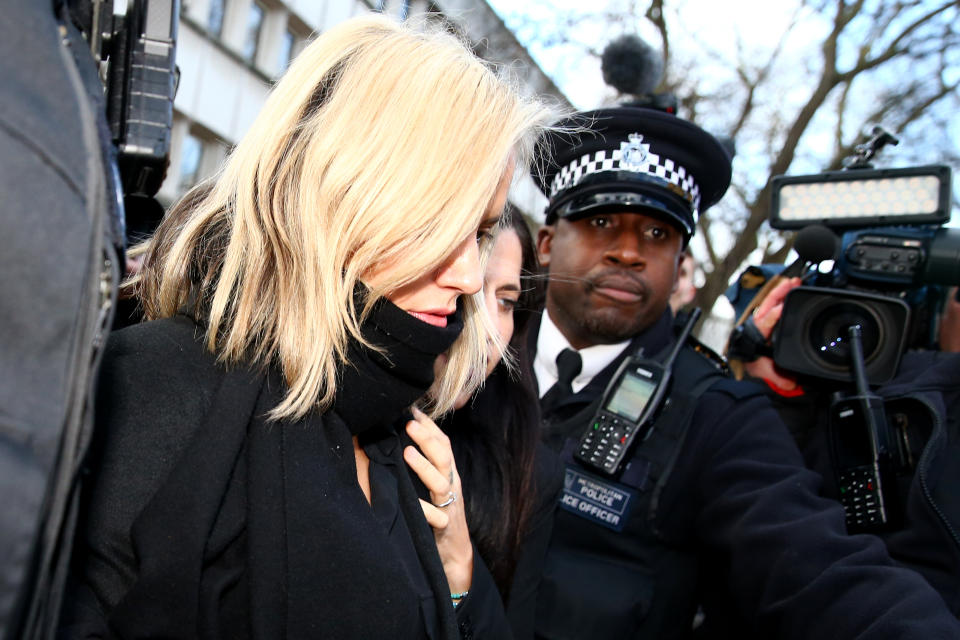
[334,289,463,435]
[105,296,465,639]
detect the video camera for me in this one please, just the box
[75,0,179,199]
[621,93,679,115]
[763,128,957,532]
[768,127,958,385]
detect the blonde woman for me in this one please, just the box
[62,15,554,639]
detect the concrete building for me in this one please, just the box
[163,0,570,219]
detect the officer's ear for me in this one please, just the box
[670,251,688,295]
[670,253,682,294]
[537,225,556,268]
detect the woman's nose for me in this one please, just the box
[436,235,483,295]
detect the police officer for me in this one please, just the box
[529,107,960,639]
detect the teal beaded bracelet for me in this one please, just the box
[451,591,469,608]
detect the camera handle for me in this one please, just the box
[842,126,899,170]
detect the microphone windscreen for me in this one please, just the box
[794,224,839,264]
[601,35,663,96]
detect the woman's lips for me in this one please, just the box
[408,311,449,327]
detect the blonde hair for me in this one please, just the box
[133,14,556,420]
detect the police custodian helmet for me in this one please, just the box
[534,107,732,242]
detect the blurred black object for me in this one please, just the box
[70,0,178,199]
[774,287,910,385]
[601,34,677,114]
[0,2,178,638]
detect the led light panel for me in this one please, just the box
[769,166,951,230]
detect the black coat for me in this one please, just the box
[533,312,960,639]
[61,316,509,639]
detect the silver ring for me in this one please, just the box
[434,492,456,508]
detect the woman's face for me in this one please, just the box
[481,228,523,376]
[367,167,514,328]
[451,227,523,409]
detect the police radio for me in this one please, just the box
[827,325,903,532]
[575,309,701,475]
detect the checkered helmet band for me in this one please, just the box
[549,145,702,215]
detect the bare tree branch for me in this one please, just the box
[700,217,721,268]
[495,0,959,315]
[645,0,669,76]
[764,237,795,264]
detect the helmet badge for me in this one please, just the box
[619,133,649,171]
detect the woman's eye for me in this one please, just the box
[498,297,518,312]
[477,227,494,243]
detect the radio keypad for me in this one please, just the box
[838,466,886,528]
[578,413,631,472]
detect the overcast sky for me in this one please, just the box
[486,0,832,109]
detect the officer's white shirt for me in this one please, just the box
[534,309,631,397]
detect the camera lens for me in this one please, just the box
[775,287,910,384]
[807,301,882,368]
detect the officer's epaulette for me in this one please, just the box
[671,310,729,374]
[685,334,730,375]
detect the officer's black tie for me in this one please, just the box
[541,348,582,413]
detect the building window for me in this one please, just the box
[207,0,226,37]
[278,29,296,70]
[242,2,265,62]
[178,133,204,192]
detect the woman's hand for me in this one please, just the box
[404,406,473,595]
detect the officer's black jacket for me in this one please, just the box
[533,311,960,639]
[764,349,960,616]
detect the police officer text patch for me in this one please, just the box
[560,466,636,532]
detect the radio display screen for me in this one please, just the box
[604,371,656,422]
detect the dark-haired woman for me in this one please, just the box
[409,209,562,638]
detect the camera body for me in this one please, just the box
[763,148,955,532]
[768,163,956,385]
[621,92,679,115]
[76,0,179,198]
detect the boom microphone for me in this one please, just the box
[783,224,840,278]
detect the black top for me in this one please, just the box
[503,445,563,639]
[61,311,509,639]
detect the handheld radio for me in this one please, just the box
[828,325,902,532]
[575,309,702,475]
